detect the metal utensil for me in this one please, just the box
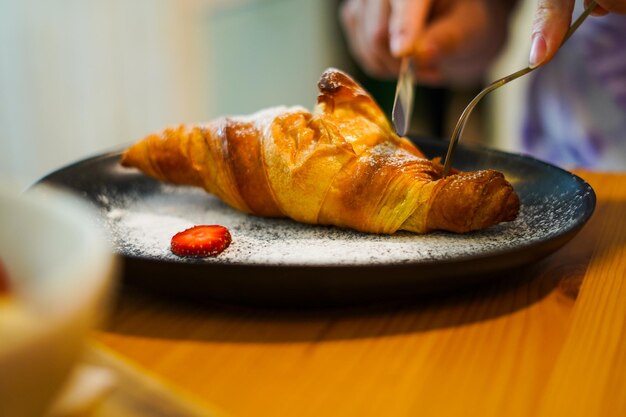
[442,0,597,177]
[392,57,416,136]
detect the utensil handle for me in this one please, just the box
[442,0,598,177]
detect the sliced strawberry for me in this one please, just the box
[171,225,232,258]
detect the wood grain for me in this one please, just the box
[537,173,626,417]
[97,171,626,417]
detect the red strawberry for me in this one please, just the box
[171,225,232,258]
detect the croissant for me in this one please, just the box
[121,69,519,234]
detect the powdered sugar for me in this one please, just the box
[228,105,307,126]
[100,184,586,266]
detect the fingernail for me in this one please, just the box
[529,33,547,68]
[390,31,406,56]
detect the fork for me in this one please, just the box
[442,0,598,177]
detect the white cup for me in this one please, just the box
[0,184,118,417]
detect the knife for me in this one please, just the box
[391,57,415,136]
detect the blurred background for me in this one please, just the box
[0,0,535,188]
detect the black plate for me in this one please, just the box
[35,138,595,306]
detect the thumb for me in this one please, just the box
[389,0,433,57]
[529,0,575,68]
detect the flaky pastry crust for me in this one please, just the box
[121,69,519,234]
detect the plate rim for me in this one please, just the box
[34,137,597,270]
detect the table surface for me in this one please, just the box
[97,170,626,417]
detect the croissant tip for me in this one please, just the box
[120,150,132,167]
[317,68,359,94]
[504,189,521,221]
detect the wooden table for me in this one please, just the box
[97,171,626,417]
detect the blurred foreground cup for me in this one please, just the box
[0,184,118,417]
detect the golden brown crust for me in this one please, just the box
[425,170,520,233]
[121,126,204,187]
[223,120,283,216]
[121,68,519,234]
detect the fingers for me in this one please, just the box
[341,0,399,78]
[389,0,433,57]
[529,0,575,68]
[592,0,626,13]
[418,1,489,61]
[585,0,609,15]
[364,0,400,75]
[529,0,626,68]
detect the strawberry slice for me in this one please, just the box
[171,225,232,258]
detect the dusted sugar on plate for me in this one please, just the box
[101,184,572,266]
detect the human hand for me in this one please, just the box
[340,0,430,80]
[340,0,517,86]
[529,0,626,67]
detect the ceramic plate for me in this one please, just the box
[35,138,595,306]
